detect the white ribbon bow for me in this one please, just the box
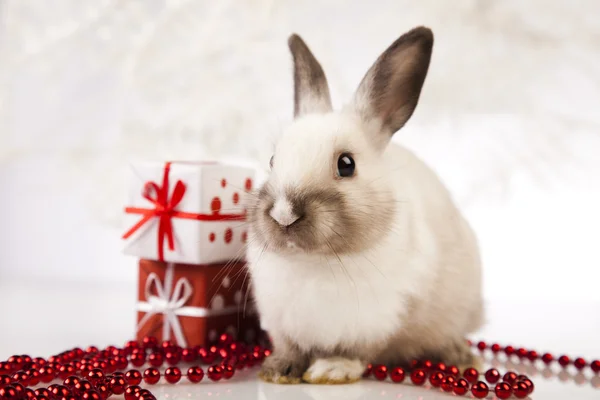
[136,263,243,347]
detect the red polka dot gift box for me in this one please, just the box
[122,161,255,264]
[136,259,261,347]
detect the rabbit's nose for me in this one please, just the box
[269,198,302,227]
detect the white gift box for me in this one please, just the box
[122,161,255,265]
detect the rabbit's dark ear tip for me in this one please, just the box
[288,33,304,49]
[409,26,434,44]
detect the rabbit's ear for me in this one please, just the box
[352,27,433,138]
[288,34,333,118]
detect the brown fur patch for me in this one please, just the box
[354,26,433,136]
[288,34,333,117]
[248,182,396,256]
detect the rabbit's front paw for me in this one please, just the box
[302,357,364,384]
[258,352,308,384]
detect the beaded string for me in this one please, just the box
[0,335,598,400]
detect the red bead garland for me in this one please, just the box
[2,336,599,400]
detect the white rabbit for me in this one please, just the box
[246,26,484,384]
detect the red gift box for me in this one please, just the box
[136,259,260,347]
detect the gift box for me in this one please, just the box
[136,259,260,347]
[122,161,255,264]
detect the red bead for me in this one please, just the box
[207,365,223,381]
[182,348,197,363]
[137,389,152,399]
[198,348,216,364]
[161,340,176,352]
[109,376,126,394]
[409,360,421,369]
[410,369,426,386]
[542,353,554,364]
[223,365,235,380]
[219,333,234,345]
[574,357,587,370]
[521,378,534,394]
[441,376,456,392]
[390,367,405,383]
[115,356,129,371]
[142,336,158,350]
[24,388,35,400]
[0,386,19,400]
[10,383,24,399]
[428,371,444,387]
[26,369,40,386]
[86,346,99,354]
[219,348,230,360]
[516,348,528,359]
[7,357,23,370]
[503,371,517,384]
[125,370,142,385]
[60,364,76,380]
[165,351,181,366]
[187,366,204,383]
[87,369,105,385]
[143,368,160,385]
[362,364,372,378]
[504,345,515,356]
[512,381,529,398]
[147,352,163,367]
[422,360,433,370]
[124,385,141,400]
[74,380,93,395]
[484,368,501,384]
[373,365,387,381]
[125,341,140,353]
[82,390,102,400]
[0,374,12,387]
[471,381,489,398]
[164,367,181,384]
[491,343,502,353]
[477,341,487,351]
[63,376,81,388]
[34,388,50,398]
[558,355,570,367]
[453,378,469,395]
[527,350,538,362]
[435,362,447,372]
[95,384,111,400]
[495,382,512,399]
[129,352,146,367]
[591,360,600,373]
[463,367,479,383]
[447,365,460,376]
[50,384,72,398]
[0,363,13,375]
[12,370,28,386]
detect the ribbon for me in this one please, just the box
[122,162,246,261]
[136,263,244,347]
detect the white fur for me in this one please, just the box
[303,357,364,382]
[269,197,299,227]
[248,112,482,358]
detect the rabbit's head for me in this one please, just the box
[249,27,433,255]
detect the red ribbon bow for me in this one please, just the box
[123,162,246,261]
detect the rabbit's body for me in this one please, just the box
[247,27,484,384]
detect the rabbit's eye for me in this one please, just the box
[269,155,274,169]
[337,153,355,178]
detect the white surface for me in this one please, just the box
[1,278,599,399]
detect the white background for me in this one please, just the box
[1,0,599,366]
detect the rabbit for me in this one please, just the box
[246,26,484,385]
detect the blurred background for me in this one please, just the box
[1,0,599,358]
